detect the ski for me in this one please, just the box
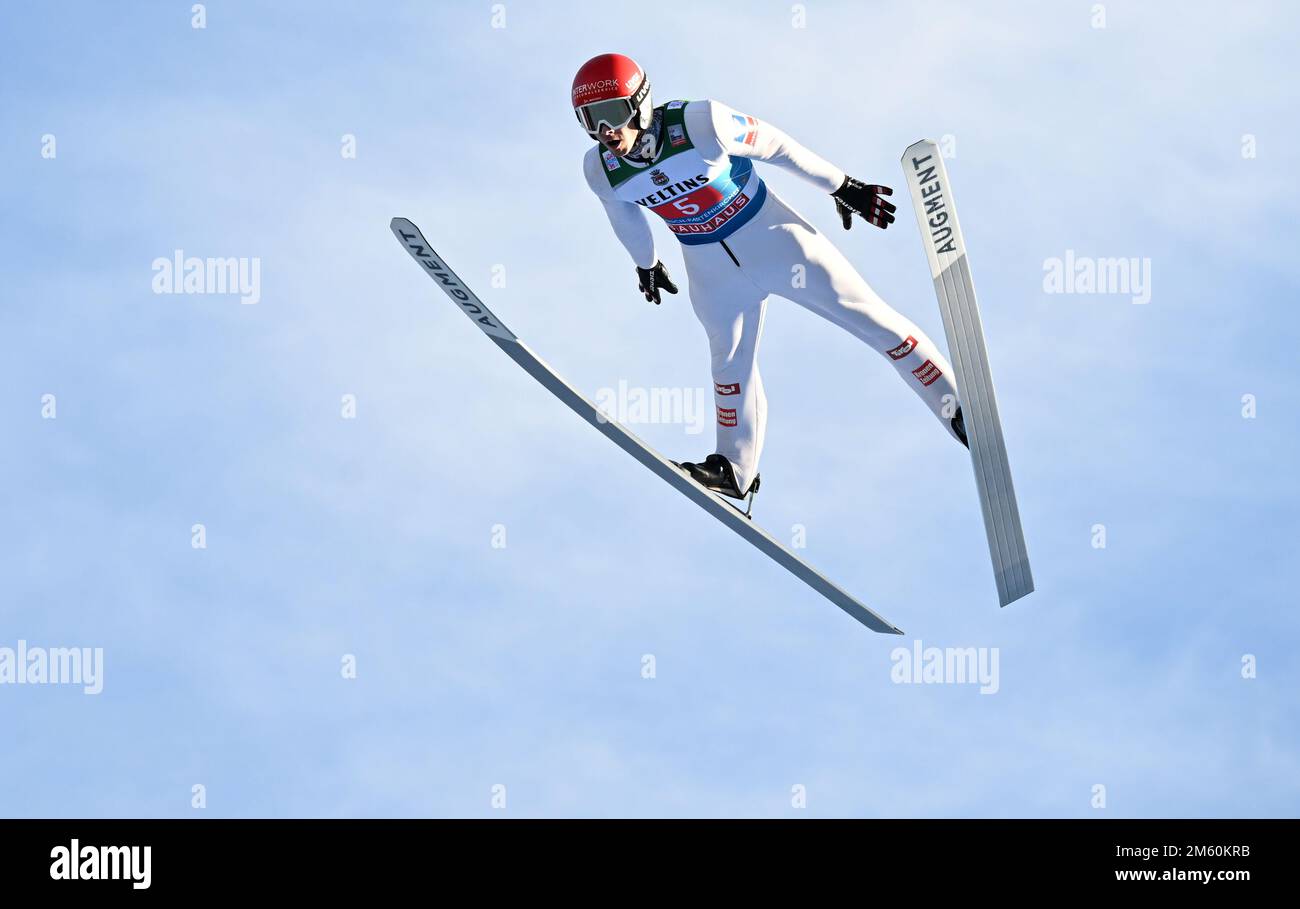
[901,141,1034,607]
[390,217,903,634]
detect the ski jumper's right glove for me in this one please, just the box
[832,176,896,230]
[635,260,679,305]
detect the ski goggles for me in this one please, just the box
[575,97,638,136]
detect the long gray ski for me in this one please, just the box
[391,216,902,634]
[901,141,1034,607]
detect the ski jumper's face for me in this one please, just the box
[599,124,639,156]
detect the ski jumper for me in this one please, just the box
[583,99,962,493]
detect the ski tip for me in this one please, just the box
[900,138,938,161]
[390,217,429,247]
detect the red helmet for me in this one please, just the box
[571,53,653,136]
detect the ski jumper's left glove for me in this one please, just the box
[832,176,896,230]
[635,260,679,305]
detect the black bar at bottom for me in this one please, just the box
[0,818,1284,894]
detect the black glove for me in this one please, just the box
[635,260,679,305]
[832,176,896,230]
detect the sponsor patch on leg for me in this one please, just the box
[887,335,918,360]
[912,359,942,386]
[714,382,740,396]
[717,406,738,427]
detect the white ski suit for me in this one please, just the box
[583,99,961,493]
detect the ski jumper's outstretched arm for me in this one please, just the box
[687,99,896,230]
[684,99,845,193]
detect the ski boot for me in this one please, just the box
[674,454,761,517]
[951,406,969,449]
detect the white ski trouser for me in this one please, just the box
[680,191,962,493]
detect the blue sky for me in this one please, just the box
[2,0,1296,817]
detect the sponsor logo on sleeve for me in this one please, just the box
[668,124,686,147]
[667,100,686,110]
[717,406,738,427]
[912,360,943,386]
[887,335,918,360]
[602,150,619,171]
[714,382,740,396]
[731,113,758,146]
